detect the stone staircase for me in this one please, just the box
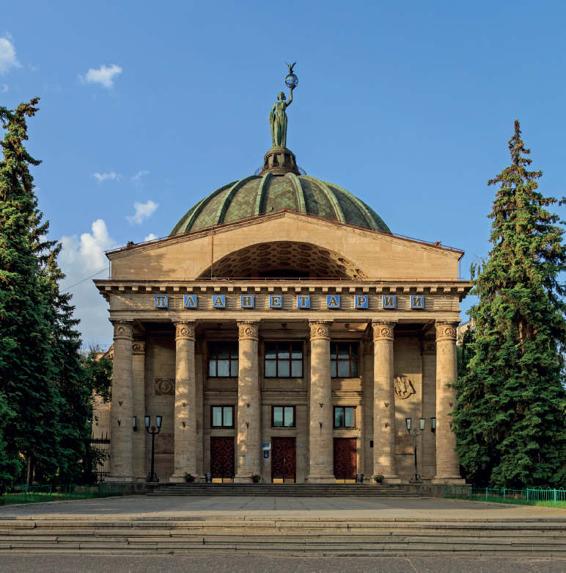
[148,483,430,497]
[0,516,564,555]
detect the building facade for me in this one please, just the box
[95,82,471,485]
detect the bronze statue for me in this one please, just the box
[270,63,298,148]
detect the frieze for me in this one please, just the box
[152,292,436,311]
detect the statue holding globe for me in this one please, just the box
[270,63,298,148]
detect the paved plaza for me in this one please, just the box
[1,553,564,573]
[1,494,564,520]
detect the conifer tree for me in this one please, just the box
[454,121,566,488]
[0,99,62,484]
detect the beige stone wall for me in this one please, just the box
[144,336,175,481]
[98,213,468,485]
[108,212,462,281]
[114,327,443,484]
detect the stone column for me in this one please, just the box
[421,334,437,479]
[433,321,464,484]
[131,340,146,481]
[307,320,335,483]
[171,321,198,482]
[109,320,134,481]
[235,320,261,483]
[372,321,400,482]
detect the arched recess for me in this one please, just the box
[198,241,367,280]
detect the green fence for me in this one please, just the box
[470,486,566,505]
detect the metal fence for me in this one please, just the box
[471,486,566,504]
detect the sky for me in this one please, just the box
[1,1,565,348]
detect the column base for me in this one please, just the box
[432,476,466,485]
[306,474,335,484]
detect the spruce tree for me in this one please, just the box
[454,121,566,488]
[0,99,62,484]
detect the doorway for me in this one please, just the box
[333,437,357,481]
[210,436,235,481]
[271,437,296,483]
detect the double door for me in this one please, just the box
[271,437,296,482]
[210,437,235,479]
[333,437,357,480]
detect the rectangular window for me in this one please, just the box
[264,342,303,378]
[208,341,238,378]
[211,405,234,428]
[330,342,359,378]
[334,406,356,429]
[272,406,296,428]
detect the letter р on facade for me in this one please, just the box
[94,69,470,484]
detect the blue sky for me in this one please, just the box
[1,1,565,347]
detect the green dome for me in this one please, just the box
[171,171,390,236]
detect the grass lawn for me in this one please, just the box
[0,491,117,506]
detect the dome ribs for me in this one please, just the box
[254,172,272,216]
[216,176,258,225]
[286,172,307,214]
[303,176,346,224]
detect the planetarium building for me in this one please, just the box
[95,74,470,485]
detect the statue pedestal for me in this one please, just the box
[260,147,300,176]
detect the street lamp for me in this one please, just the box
[405,416,434,483]
[145,415,163,483]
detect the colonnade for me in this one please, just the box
[108,319,462,484]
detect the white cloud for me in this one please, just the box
[144,233,158,241]
[0,36,19,74]
[81,64,123,88]
[132,170,150,183]
[59,219,116,347]
[127,200,158,224]
[93,171,120,183]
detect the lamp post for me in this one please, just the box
[145,415,163,483]
[405,416,436,483]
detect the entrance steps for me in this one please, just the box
[0,516,565,555]
[148,483,426,497]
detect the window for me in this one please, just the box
[208,341,238,377]
[330,342,359,378]
[272,406,295,428]
[264,342,303,378]
[334,406,356,429]
[211,406,234,428]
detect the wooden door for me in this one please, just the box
[271,437,296,482]
[210,437,235,478]
[333,438,357,479]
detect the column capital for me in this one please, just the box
[372,320,395,341]
[113,320,133,341]
[435,321,458,341]
[175,321,196,341]
[237,320,260,340]
[309,320,332,340]
[132,340,146,355]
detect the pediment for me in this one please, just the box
[107,211,462,281]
